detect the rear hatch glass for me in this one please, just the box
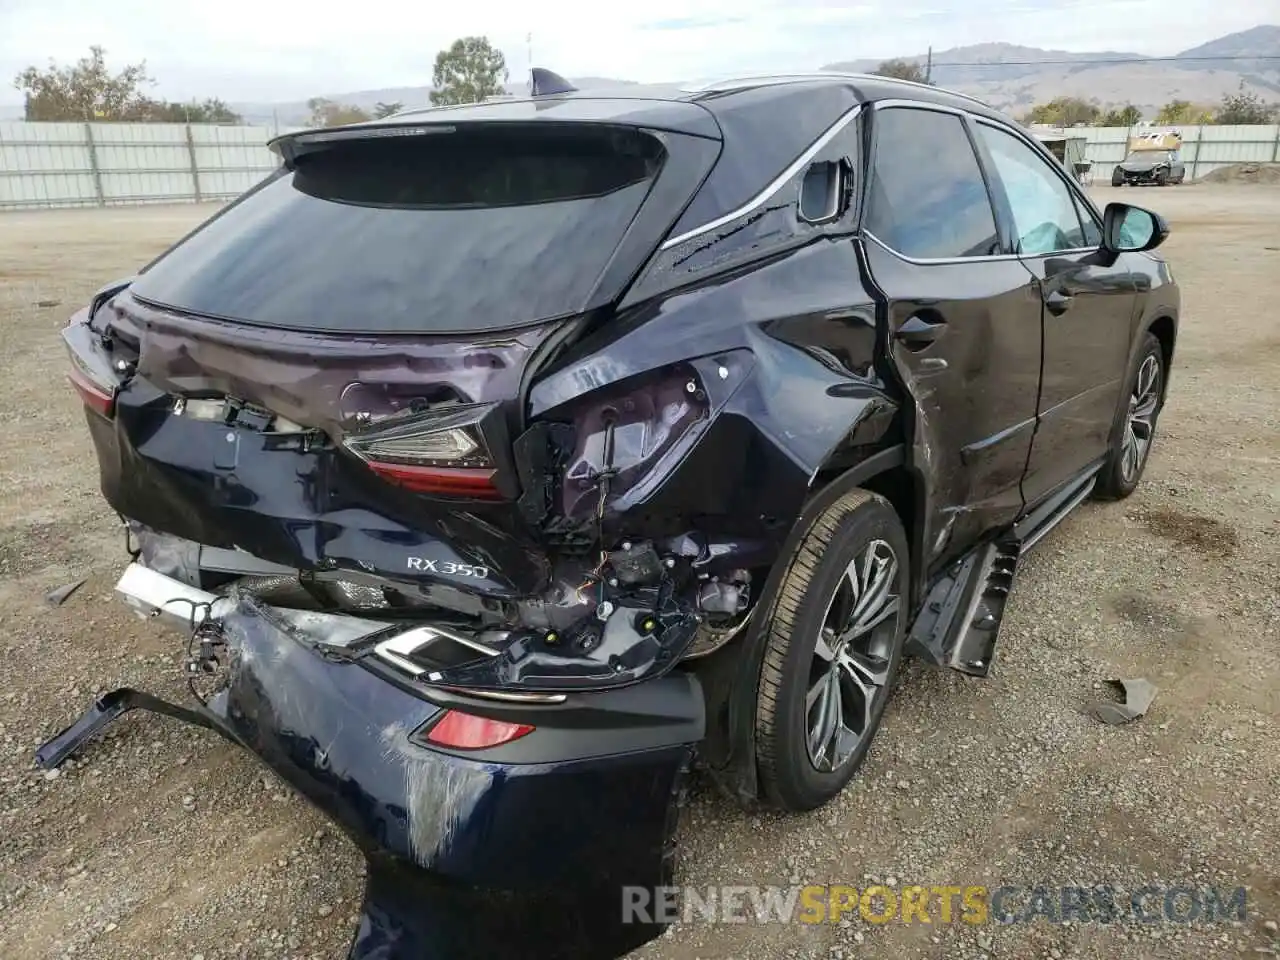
[129,125,665,334]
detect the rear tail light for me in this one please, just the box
[66,347,118,418]
[417,709,535,750]
[343,402,504,500]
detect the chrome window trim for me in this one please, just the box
[865,229,1099,266]
[659,104,863,250]
[864,231,1018,265]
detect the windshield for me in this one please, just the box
[130,125,665,334]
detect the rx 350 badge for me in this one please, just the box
[406,556,490,580]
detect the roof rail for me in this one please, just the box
[682,71,992,110]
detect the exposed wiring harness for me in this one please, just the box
[572,418,619,605]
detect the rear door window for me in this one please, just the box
[130,126,665,334]
[864,107,1000,260]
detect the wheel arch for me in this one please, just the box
[1147,314,1177,401]
[691,444,925,807]
[811,451,927,610]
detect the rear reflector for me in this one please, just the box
[364,462,502,499]
[67,363,116,417]
[419,710,535,750]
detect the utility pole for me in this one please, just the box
[527,32,533,92]
[925,46,933,84]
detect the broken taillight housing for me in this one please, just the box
[66,343,118,418]
[342,401,504,500]
[416,709,535,750]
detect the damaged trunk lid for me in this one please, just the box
[69,116,718,601]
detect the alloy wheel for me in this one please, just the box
[1121,353,1161,483]
[805,539,901,773]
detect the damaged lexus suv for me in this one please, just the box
[46,70,1178,959]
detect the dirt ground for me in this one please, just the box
[0,184,1277,960]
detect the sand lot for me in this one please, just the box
[0,185,1277,959]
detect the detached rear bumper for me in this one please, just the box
[40,566,703,960]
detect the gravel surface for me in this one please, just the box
[0,184,1277,959]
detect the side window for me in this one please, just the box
[864,108,999,260]
[974,123,1088,255]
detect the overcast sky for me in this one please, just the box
[0,0,1269,105]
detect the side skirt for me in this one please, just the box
[904,462,1101,677]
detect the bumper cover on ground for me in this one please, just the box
[38,569,700,960]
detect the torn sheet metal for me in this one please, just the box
[1089,678,1158,725]
[45,578,87,606]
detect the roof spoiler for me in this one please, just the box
[268,123,458,166]
[530,68,577,97]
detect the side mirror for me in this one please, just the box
[1103,203,1169,254]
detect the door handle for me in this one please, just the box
[1045,290,1073,316]
[895,314,945,349]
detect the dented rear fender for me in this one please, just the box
[526,239,902,546]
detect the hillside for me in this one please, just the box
[822,26,1280,114]
[3,26,1276,125]
[271,27,1280,125]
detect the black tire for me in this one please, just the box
[1095,332,1164,500]
[1155,170,1169,186]
[1111,169,1124,187]
[755,489,909,812]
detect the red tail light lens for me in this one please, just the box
[418,710,535,750]
[362,462,501,498]
[343,403,504,500]
[67,350,117,418]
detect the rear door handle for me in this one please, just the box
[1045,291,1073,316]
[895,314,946,349]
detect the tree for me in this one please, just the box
[14,45,154,121]
[1022,97,1100,127]
[1099,104,1142,126]
[1156,99,1214,125]
[306,97,372,127]
[1215,84,1277,125]
[430,36,508,106]
[871,59,930,85]
[373,101,403,119]
[14,47,243,124]
[1156,99,1192,124]
[133,98,242,123]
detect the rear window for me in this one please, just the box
[131,125,664,333]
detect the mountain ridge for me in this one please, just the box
[2,26,1275,125]
[820,25,1280,113]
